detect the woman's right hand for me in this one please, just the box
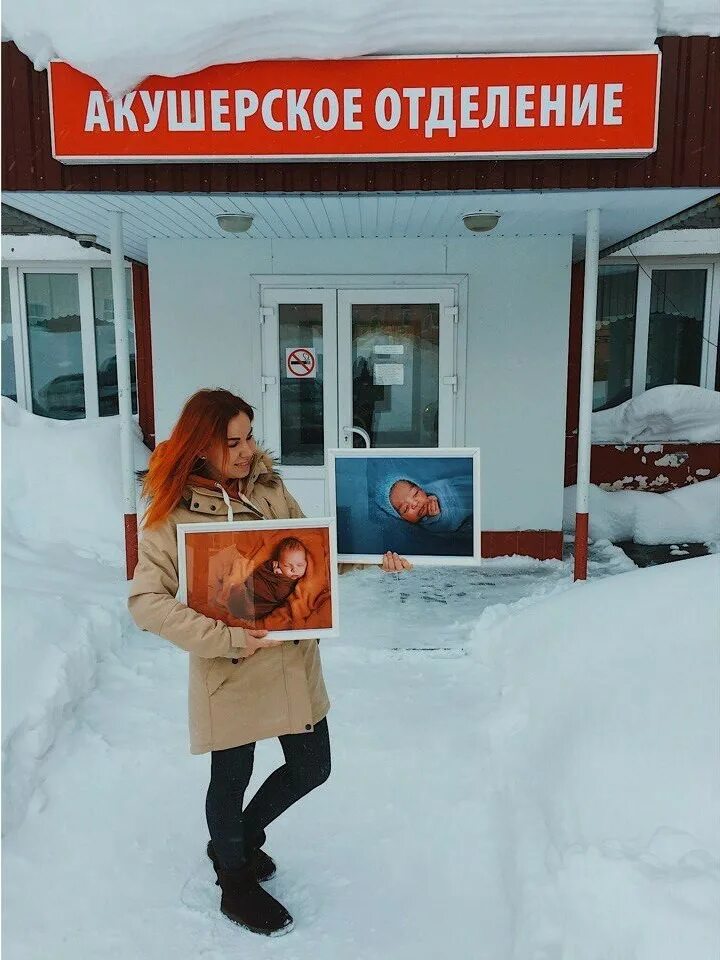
[381,551,414,573]
[243,629,280,657]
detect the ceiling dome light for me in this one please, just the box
[216,212,254,233]
[462,212,500,233]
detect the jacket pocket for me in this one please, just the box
[206,658,236,696]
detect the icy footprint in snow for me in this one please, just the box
[179,856,218,917]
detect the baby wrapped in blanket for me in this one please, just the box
[226,537,308,622]
[374,472,473,538]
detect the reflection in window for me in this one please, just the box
[24,273,84,419]
[2,268,16,401]
[594,265,638,411]
[352,303,439,448]
[278,304,324,465]
[92,268,137,416]
[646,269,706,390]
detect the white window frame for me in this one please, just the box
[336,287,458,448]
[600,254,720,398]
[1,260,135,418]
[258,287,338,482]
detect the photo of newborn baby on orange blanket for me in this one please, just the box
[177,519,339,640]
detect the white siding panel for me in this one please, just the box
[448,235,573,530]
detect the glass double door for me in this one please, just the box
[260,286,457,513]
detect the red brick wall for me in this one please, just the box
[482,531,563,561]
[590,442,720,492]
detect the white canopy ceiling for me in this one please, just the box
[4,188,717,263]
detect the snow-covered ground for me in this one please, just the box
[3,402,719,959]
[3,0,719,97]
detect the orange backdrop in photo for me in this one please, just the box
[184,527,333,632]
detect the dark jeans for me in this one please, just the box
[206,718,331,871]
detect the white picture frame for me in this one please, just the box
[177,517,340,641]
[327,447,481,566]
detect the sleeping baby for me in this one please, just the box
[226,537,308,622]
[378,475,474,538]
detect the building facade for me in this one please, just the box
[2,38,719,557]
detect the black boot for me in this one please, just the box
[215,864,293,937]
[207,841,276,882]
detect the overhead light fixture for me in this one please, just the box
[75,233,98,249]
[462,212,500,233]
[216,212,254,233]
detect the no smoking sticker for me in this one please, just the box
[286,347,317,379]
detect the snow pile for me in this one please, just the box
[1,399,149,834]
[592,385,720,443]
[3,0,719,98]
[564,477,720,543]
[473,553,720,959]
[2,397,148,565]
[660,0,720,35]
[1,544,125,835]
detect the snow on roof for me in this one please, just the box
[3,0,719,98]
[592,385,720,444]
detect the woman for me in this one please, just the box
[128,388,410,938]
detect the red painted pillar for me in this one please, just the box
[125,513,139,579]
[574,513,589,581]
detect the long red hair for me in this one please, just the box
[141,389,254,527]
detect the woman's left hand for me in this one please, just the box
[381,551,414,573]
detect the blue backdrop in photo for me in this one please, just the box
[334,456,475,557]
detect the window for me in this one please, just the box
[1,262,137,421]
[646,269,706,390]
[2,268,16,401]
[278,303,325,465]
[594,265,638,411]
[24,272,85,419]
[594,259,718,411]
[91,267,137,415]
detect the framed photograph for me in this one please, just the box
[327,448,481,566]
[176,518,339,641]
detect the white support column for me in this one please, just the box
[110,211,138,578]
[574,208,600,581]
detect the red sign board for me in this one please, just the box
[48,52,660,163]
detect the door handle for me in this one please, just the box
[343,426,371,448]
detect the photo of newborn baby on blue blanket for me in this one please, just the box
[331,449,480,564]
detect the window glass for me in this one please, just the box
[24,273,84,419]
[278,304,324,465]
[92,268,137,416]
[2,268,17,401]
[594,265,638,411]
[646,269,706,390]
[351,303,439,447]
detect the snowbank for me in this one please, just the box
[1,551,125,835]
[1,399,149,834]
[563,477,720,543]
[592,385,720,443]
[3,1,719,98]
[473,553,720,958]
[2,398,149,565]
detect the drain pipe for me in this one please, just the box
[574,208,600,581]
[110,211,138,579]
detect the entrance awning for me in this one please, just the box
[4,187,717,264]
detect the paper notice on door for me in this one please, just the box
[373,362,405,386]
[374,344,405,355]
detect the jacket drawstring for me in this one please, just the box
[217,484,234,522]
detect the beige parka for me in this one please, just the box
[128,453,330,754]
